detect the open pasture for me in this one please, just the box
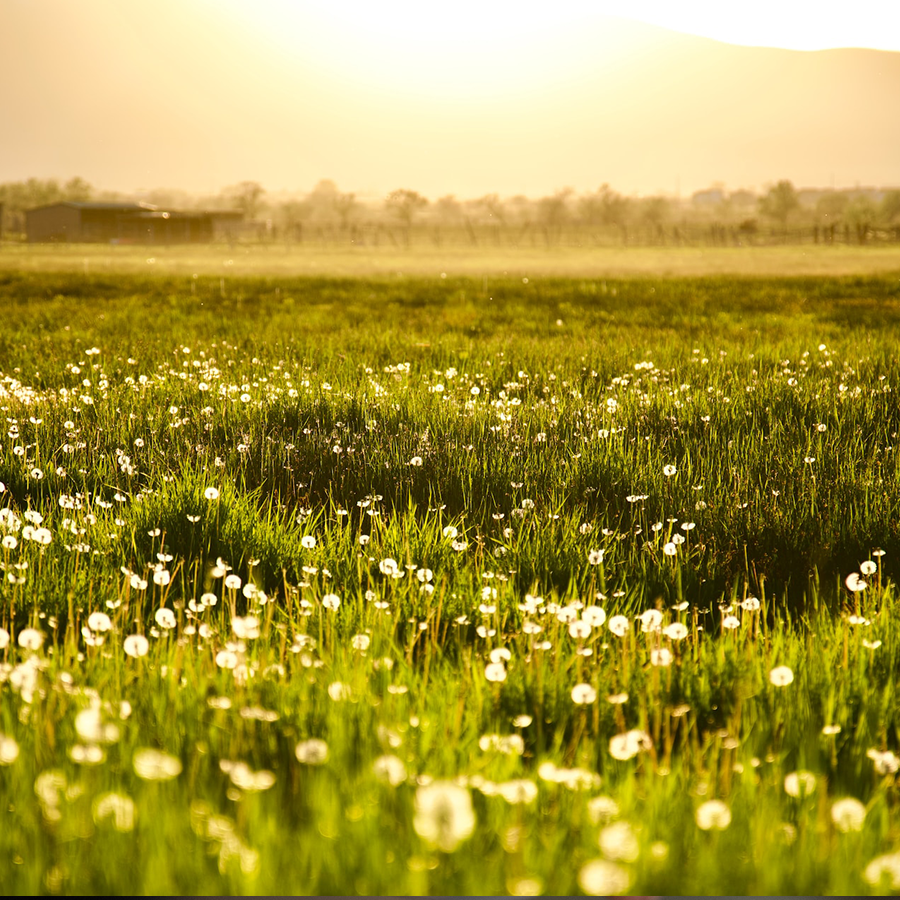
[2,268,900,894]
[2,240,900,279]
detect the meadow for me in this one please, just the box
[3,259,900,894]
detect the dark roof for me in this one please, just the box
[27,201,158,213]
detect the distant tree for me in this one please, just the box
[475,193,506,225]
[845,196,878,242]
[226,181,265,219]
[759,180,799,227]
[0,177,91,235]
[63,176,93,202]
[537,188,573,227]
[579,184,630,228]
[278,200,308,239]
[880,190,900,225]
[639,196,669,228]
[333,191,357,229]
[815,192,849,223]
[386,189,428,227]
[435,195,462,223]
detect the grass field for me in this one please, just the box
[3,240,900,279]
[3,262,900,894]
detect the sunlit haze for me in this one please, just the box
[1,0,898,198]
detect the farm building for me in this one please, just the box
[25,202,244,243]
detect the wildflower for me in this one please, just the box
[215,650,238,670]
[663,622,688,641]
[609,730,652,761]
[92,792,136,832]
[867,748,900,774]
[295,739,329,765]
[485,662,507,683]
[70,744,106,765]
[784,771,816,798]
[571,684,597,705]
[722,615,740,630]
[831,797,866,832]
[17,628,44,650]
[588,549,604,565]
[301,535,316,549]
[75,708,120,744]
[569,621,592,640]
[578,859,631,896]
[442,525,458,539]
[582,606,606,627]
[322,594,341,610]
[413,781,476,852]
[87,612,112,633]
[845,572,867,592]
[822,724,841,736]
[373,755,407,786]
[379,558,399,576]
[513,715,533,728]
[328,682,351,701]
[224,574,242,590]
[204,487,220,500]
[599,821,640,862]
[769,665,794,687]
[663,541,677,556]
[695,799,731,830]
[231,616,260,640]
[155,608,176,630]
[607,615,629,637]
[650,648,673,667]
[489,648,511,663]
[351,633,371,651]
[637,609,663,633]
[860,560,877,576]
[741,596,760,611]
[0,734,19,765]
[607,692,628,705]
[663,464,677,477]
[588,795,620,824]
[221,761,276,792]
[133,748,182,781]
[864,853,900,889]
[409,456,423,466]
[498,779,538,805]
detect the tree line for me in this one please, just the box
[2,176,899,244]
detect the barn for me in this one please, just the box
[25,202,244,244]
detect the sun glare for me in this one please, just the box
[217,1,645,100]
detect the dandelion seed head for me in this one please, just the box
[769,665,794,687]
[413,781,476,852]
[784,771,817,798]
[571,683,597,705]
[133,748,182,781]
[831,797,866,833]
[695,799,731,830]
[578,858,631,896]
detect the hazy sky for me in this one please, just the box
[2,1,899,198]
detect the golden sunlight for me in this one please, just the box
[216,1,657,100]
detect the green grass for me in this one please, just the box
[3,268,900,894]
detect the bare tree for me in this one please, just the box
[386,189,428,227]
[226,181,266,220]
